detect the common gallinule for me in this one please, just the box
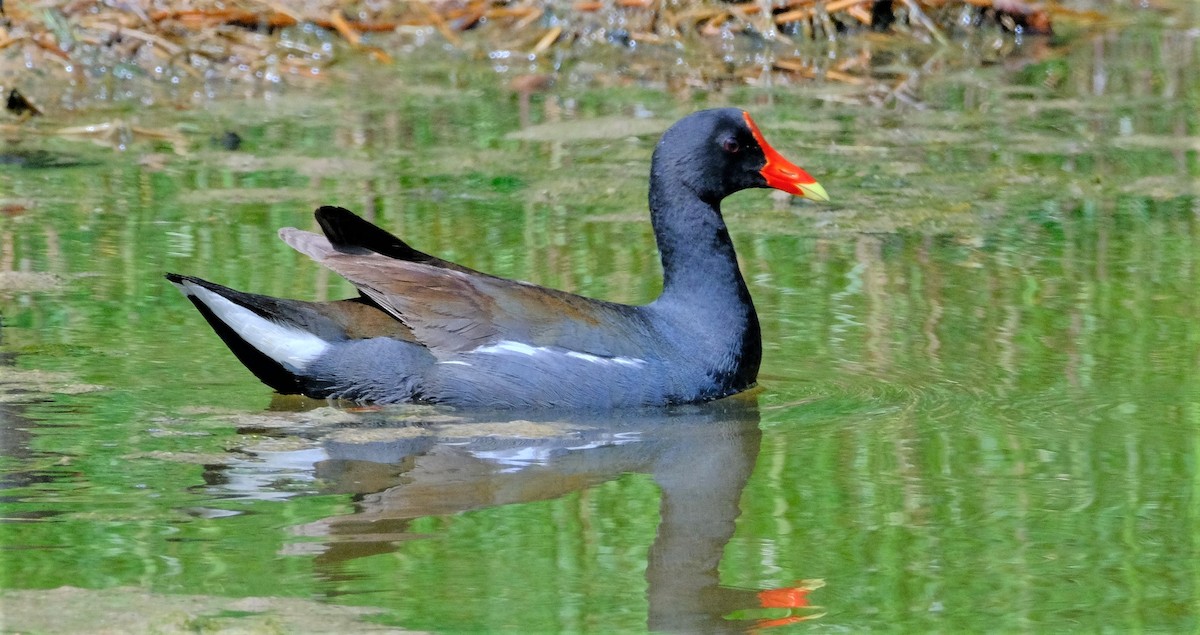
[167,108,828,408]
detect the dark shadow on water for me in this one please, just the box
[222,395,817,632]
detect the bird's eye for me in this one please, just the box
[722,138,740,154]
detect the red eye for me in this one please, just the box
[722,138,740,154]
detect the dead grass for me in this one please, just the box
[0,0,1118,117]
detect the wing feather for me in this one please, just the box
[279,228,651,359]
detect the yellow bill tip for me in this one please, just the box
[798,180,830,203]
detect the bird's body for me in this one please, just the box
[168,108,827,408]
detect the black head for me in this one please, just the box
[651,108,828,204]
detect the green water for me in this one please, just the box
[2,16,1199,634]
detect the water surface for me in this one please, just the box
[2,15,1198,633]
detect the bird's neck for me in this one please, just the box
[648,178,762,392]
[649,181,749,306]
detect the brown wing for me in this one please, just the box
[279,228,650,359]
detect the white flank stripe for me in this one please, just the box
[473,340,646,367]
[473,340,542,356]
[190,286,330,370]
[566,351,647,367]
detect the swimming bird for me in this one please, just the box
[167,108,828,408]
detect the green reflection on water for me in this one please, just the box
[2,22,1198,633]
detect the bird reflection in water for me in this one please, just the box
[208,395,824,632]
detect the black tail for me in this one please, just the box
[314,206,437,261]
[313,206,477,273]
[165,274,335,395]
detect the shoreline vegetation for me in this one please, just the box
[0,0,1126,117]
